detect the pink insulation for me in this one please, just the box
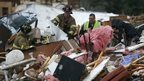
[60,49,74,56]
[80,26,113,53]
[75,50,88,64]
[44,74,59,81]
[75,54,92,64]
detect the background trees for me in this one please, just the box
[80,0,144,16]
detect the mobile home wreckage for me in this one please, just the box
[1,6,144,81]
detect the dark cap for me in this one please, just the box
[89,13,95,18]
[63,5,73,14]
[20,24,32,34]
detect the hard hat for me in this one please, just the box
[20,24,32,34]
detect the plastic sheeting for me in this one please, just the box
[0,11,37,34]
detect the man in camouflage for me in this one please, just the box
[52,5,77,39]
[13,24,34,50]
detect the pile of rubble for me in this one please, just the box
[1,9,144,81]
[129,15,144,26]
[1,39,144,81]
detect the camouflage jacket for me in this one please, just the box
[52,14,76,35]
[12,32,30,50]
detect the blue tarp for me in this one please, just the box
[121,54,140,65]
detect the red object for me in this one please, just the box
[45,74,59,81]
[111,69,131,81]
[101,66,126,81]
[80,26,113,53]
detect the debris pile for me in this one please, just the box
[129,15,144,26]
[1,5,144,81]
[1,38,144,81]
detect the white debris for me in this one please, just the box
[83,57,110,81]
[6,50,24,65]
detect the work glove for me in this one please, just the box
[51,20,58,26]
[68,30,74,35]
[69,25,80,36]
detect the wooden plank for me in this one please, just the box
[23,41,62,59]
[110,15,128,21]
[62,39,80,51]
